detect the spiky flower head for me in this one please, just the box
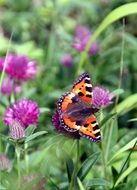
[0,54,37,81]
[60,54,73,67]
[9,120,25,140]
[3,99,40,129]
[0,77,21,96]
[22,173,46,190]
[93,86,113,108]
[0,154,12,171]
[72,25,98,55]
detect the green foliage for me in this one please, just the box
[77,152,100,181]
[0,0,137,190]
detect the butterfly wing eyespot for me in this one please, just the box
[72,72,93,104]
[79,115,101,142]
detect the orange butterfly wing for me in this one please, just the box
[79,115,101,142]
[57,72,101,142]
[58,92,79,132]
[72,72,93,104]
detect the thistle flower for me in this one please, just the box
[72,25,98,55]
[93,86,113,108]
[0,154,12,171]
[52,110,80,139]
[3,99,40,129]
[60,54,73,67]
[0,77,21,96]
[0,54,37,81]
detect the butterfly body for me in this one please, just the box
[56,72,101,142]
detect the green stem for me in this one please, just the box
[68,139,79,190]
[15,143,21,189]
[46,0,57,70]
[115,19,125,106]
[5,143,10,154]
[24,143,29,174]
[100,110,107,180]
[105,119,115,164]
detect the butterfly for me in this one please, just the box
[57,72,101,142]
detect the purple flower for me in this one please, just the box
[9,120,25,140]
[0,54,37,81]
[93,86,113,108]
[0,77,21,96]
[22,173,46,190]
[60,54,73,67]
[0,154,12,171]
[3,99,40,129]
[52,110,80,139]
[72,25,98,55]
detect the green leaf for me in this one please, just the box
[25,131,47,143]
[108,137,137,165]
[47,176,60,190]
[0,133,8,142]
[124,32,137,47]
[29,135,63,166]
[77,177,86,190]
[128,118,137,122]
[78,2,137,73]
[111,88,124,96]
[0,94,9,107]
[112,166,119,184]
[14,41,44,59]
[104,118,118,162]
[0,36,10,52]
[77,152,100,181]
[113,140,137,187]
[0,184,6,190]
[117,130,137,148]
[112,94,137,116]
[114,164,137,187]
[25,125,36,137]
[66,158,74,182]
[85,178,111,188]
[100,112,116,127]
[39,107,51,113]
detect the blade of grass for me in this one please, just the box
[112,94,137,116]
[77,152,100,181]
[25,131,47,143]
[112,140,137,188]
[114,164,137,187]
[66,158,74,182]
[115,19,125,106]
[0,32,13,88]
[104,118,118,163]
[77,177,86,190]
[85,178,111,188]
[107,137,137,165]
[128,118,137,122]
